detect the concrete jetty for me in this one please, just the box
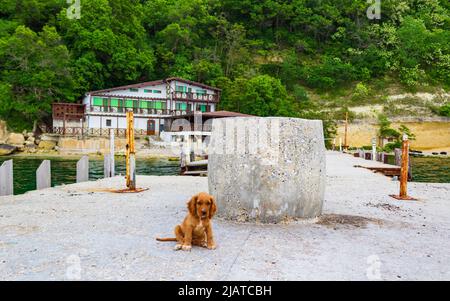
[0,152,449,280]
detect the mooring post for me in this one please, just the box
[110,129,115,177]
[0,159,13,196]
[399,135,409,197]
[104,154,111,178]
[339,137,342,152]
[126,111,136,190]
[394,148,402,166]
[344,111,348,152]
[36,160,51,190]
[371,137,377,161]
[76,155,89,183]
[390,134,415,200]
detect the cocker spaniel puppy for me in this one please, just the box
[157,192,217,251]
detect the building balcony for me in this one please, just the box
[171,92,219,103]
[87,106,195,116]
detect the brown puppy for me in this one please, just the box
[156,192,217,251]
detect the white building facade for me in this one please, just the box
[52,78,221,136]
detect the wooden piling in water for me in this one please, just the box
[0,159,13,196]
[36,160,51,190]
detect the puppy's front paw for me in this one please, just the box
[174,244,182,251]
[182,245,192,251]
[207,243,216,250]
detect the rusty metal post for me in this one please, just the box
[390,134,416,200]
[126,111,136,190]
[399,135,409,197]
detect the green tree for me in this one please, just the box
[0,25,75,130]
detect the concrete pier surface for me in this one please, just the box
[0,152,449,280]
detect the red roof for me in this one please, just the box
[88,77,221,95]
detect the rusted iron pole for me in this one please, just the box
[126,111,136,190]
[399,134,409,198]
[390,134,416,200]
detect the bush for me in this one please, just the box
[438,103,450,117]
[305,57,357,90]
[383,142,401,152]
[352,82,369,100]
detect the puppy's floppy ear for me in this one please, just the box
[188,194,198,216]
[209,195,217,219]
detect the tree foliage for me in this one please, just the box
[0,0,448,135]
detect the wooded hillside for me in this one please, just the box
[0,0,449,131]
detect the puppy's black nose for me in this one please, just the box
[201,209,207,213]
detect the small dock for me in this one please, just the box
[352,149,412,180]
[180,159,208,176]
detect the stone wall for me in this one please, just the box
[58,137,128,154]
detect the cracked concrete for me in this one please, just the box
[0,152,449,280]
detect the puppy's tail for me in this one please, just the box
[156,237,177,242]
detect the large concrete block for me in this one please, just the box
[208,117,326,223]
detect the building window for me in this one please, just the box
[144,89,161,93]
[176,103,187,111]
[93,97,104,106]
[129,88,139,92]
[175,85,187,92]
[196,89,207,95]
[106,119,112,127]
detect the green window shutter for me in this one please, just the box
[93,97,103,106]
[125,99,134,108]
[110,98,119,107]
[176,85,187,92]
[129,88,139,92]
[139,101,147,108]
[155,102,162,109]
[182,103,187,110]
[161,101,166,109]
[144,89,151,93]
[200,105,206,112]
[102,98,108,106]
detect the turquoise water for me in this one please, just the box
[385,155,449,183]
[0,155,448,195]
[0,156,179,195]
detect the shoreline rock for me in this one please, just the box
[0,144,17,156]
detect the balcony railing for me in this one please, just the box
[172,92,219,102]
[88,106,195,116]
[46,127,149,137]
